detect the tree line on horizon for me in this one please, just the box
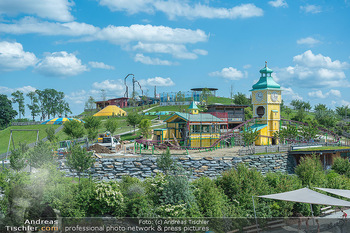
[0,88,71,129]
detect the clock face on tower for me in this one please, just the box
[271,91,278,102]
[255,91,263,101]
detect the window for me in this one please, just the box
[256,106,265,117]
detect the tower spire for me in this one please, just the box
[265,61,267,67]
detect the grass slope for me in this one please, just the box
[0,125,60,154]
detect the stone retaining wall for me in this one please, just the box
[59,153,297,181]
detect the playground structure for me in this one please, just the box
[136,63,348,153]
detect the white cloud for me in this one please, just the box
[209,67,245,80]
[341,100,350,107]
[99,1,263,20]
[308,89,341,99]
[0,17,99,36]
[0,19,208,61]
[92,24,208,45]
[34,51,88,77]
[243,64,252,69]
[268,0,288,8]
[0,85,36,94]
[0,41,37,71]
[293,50,349,69]
[92,79,125,93]
[300,4,322,14]
[139,77,175,87]
[275,51,350,88]
[133,42,198,59]
[134,54,175,65]
[89,61,115,70]
[297,37,320,46]
[0,0,74,22]
[282,87,303,100]
[65,90,87,104]
[193,49,208,56]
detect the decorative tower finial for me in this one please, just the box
[265,61,267,67]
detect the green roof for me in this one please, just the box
[248,124,267,132]
[251,64,281,91]
[188,101,199,110]
[166,112,223,122]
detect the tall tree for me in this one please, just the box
[63,120,85,139]
[35,89,46,121]
[126,113,143,134]
[84,116,101,142]
[66,145,94,184]
[314,104,327,112]
[105,118,118,135]
[0,94,17,128]
[84,96,96,115]
[233,92,250,106]
[336,105,349,119]
[11,90,25,119]
[26,91,40,121]
[138,119,152,138]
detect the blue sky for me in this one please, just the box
[0,0,349,117]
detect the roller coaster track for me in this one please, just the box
[207,117,259,148]
[281,119,341,143]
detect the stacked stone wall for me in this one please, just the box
[59,153,296,180]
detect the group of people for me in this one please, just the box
[297,209,347,233]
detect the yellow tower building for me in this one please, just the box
[250,62,282,145]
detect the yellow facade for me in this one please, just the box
[251,65,281,146]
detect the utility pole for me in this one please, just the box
[154,86,157,99]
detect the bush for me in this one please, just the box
[332,157,350,177]
[28,141,54,168]
[216,164,270,217]
[91,181,125,216]
[294,154,326,187]
[193,177,231,217]
[45,127,57,143]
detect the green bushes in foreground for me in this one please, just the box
[3,154,350,222]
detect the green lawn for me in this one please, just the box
[207,96,233,105]
[294,146,350,151]
[0,125,60,154]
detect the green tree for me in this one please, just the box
[233,92,251,106]
[127,113,143,134]
[138,119,152,138]
[156,147,174,175]
[26,91,40,121]
[336,105,349,119]
[10,142,29,171]
[0,94,17,129]
[193,177,231,217]
[300,120,319,142]
[63,120,85,139]
[315,108,336,128]
[28,141,54,168]
[84,96,96,115]
[11,90,25,119]
[295,154,326,187]
[332,157,350,177]
[83,116,101,142]
[45,127,57,143]
[291,109,307,122]
[105,118,118,135]
[314,104,327,112]
[244,106,253,120]
[290,99,303,110]
[66,145,94,184]
[241,127,259,148]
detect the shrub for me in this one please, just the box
[332,157,350,177]
[193,177,231,217]
[91,181,125,216]
[294,154,326,187]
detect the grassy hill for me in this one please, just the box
[0,125,60,154]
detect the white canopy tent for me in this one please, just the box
[258,188,350,207]
[316,187,350,199]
